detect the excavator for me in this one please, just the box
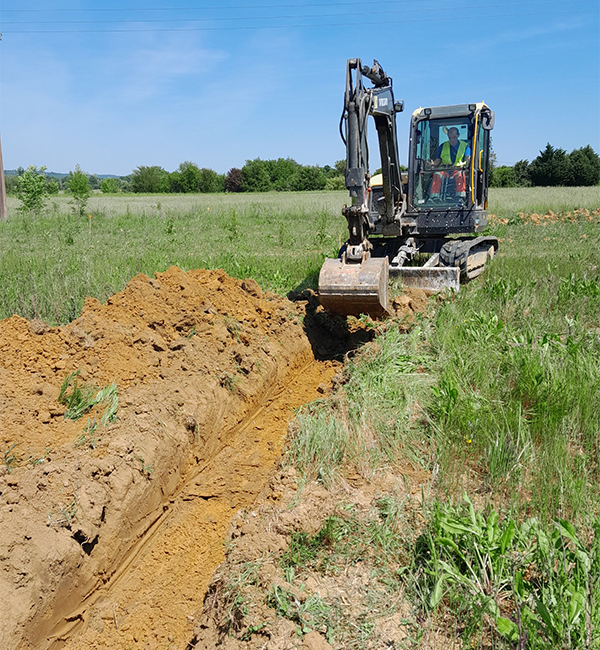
[319,58,498,316]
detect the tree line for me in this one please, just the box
[490,144,600,188]
[6,143,599,217]
[125,158,346,194]
[5,158,347,197]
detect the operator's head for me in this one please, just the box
[448,127,459,143]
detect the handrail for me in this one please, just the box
[471,111,479,205]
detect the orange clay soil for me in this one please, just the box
[0,267,340,650]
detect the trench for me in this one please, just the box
[1,268,381,650]
[47,357,336,650]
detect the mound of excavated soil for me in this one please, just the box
[488,207,600,227]
[0,267,431,650]
[0,267,341,650]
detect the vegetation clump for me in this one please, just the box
[411,498,600,648]
[58,371,118,448]
[15,165,48,217]
[66,164,92,218]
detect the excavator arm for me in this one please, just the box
[319,59,404,315]
[340,58,405,254]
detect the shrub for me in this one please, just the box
[100,177,120,194]
[16,165,48,216]
[67,164,92,217]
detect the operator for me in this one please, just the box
[429,127,470,199]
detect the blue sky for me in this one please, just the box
[1,0,599,176]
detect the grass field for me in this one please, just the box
[284,187,600,648]
[1,192,348,323]
[2,186,600,324]
[488,185,600,216]
[3,187,600,647]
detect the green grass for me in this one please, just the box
[4,187,600,648]
[286,207,600,523]
[279,189,600,647]
[3,187,599,325]
[0,192,347,324]
[288,321,435,485]
[430,215,600,523]
[488,185,600,217]
[410,497,600,648]
[5,190,348,220]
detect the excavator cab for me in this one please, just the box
[408,103,495,225]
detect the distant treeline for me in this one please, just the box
[5,144,599,197]
[5,158,347,195]
[491,144,600,188]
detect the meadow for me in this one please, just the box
[3,186,600,647]
[284,186,600,647]
[2,186,600,325]
[1,191,348,323]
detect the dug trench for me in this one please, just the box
[0,267,425,650]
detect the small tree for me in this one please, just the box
[67,165,92,217]
[289,165,326,191]
[325,175,346,190]
[46,178,60,195]
[16,165,48,216]
[513,159,531,187]
[241,159,271,192]
[490,166,517,188]
[226,167,243,192]
[100,178,120,194]
[529,143,571,186]
[177,161,202,193]
[568,146,600,186]
[130,166,170,193]
[199,167,225,193]
[267,157,299,191]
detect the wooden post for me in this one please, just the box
[0,134,7,220]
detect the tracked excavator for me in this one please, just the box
[319,58,498,316]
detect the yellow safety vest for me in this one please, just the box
[440,140,468,166]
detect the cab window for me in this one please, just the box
[413,117,473,208]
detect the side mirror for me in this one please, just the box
[482,109,495,130]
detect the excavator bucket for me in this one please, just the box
[318,256,390,317]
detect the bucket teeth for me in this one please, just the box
[318,256,390,317]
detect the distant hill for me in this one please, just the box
[4,170,122,179]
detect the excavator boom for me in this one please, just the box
[318,58,401,316]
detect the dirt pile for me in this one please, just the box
[0,267,431,650]
[488,207,600,227]
[0,267,339,650]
